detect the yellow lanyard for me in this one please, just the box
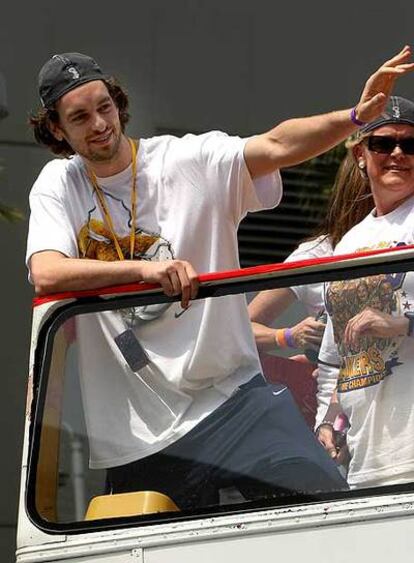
[87,137,138,261]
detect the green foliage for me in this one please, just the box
[0,161,24,222]
[0,202,24,222]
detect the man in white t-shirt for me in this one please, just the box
[26,50,413,509]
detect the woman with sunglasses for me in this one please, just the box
[316,96,414,488]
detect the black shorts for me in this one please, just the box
[107,375,347,509]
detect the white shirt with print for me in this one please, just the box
[26,131,282,469]
[317,195,414,487]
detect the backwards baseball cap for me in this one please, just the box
[38,52,108,108]
[360,95,414,134]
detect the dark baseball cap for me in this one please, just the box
[361,95,414,134]
[38,52,108,108]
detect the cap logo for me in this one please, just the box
[392,102,401,119]
[68,66,80,80]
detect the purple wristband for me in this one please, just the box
[350,107,366,127]
[284,328,296,348]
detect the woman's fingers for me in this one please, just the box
[317,426,337,459]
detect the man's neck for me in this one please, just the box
[83,135,132,178]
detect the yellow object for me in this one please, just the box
[36,327,68,522]
[84,491,179,520]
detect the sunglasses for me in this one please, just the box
[366,135,414,155]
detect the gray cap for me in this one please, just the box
[360,95,414,134]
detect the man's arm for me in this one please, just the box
[30,251,199,308]
[245,45,414,178]
[315,316,340,426]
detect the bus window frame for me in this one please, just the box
[26,249,414,534]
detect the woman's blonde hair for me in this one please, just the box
[312,135,373,248]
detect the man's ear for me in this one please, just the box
[47,119,65,142]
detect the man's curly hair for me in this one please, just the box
[28,77,130,157]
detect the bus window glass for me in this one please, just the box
[30,267,414,528]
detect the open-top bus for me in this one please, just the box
[16,247,414,562]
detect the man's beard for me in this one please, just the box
[82,129,122,163]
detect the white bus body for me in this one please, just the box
[16,248,414,562]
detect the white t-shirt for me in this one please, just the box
[284,236,333,317]
[26,131,282,469]
[317,195,414,487]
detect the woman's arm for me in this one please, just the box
[249,287,325,352]
[249,287,297,326]
[249,288,297,352]
[344,307,409,347]
[316,389,350,465]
